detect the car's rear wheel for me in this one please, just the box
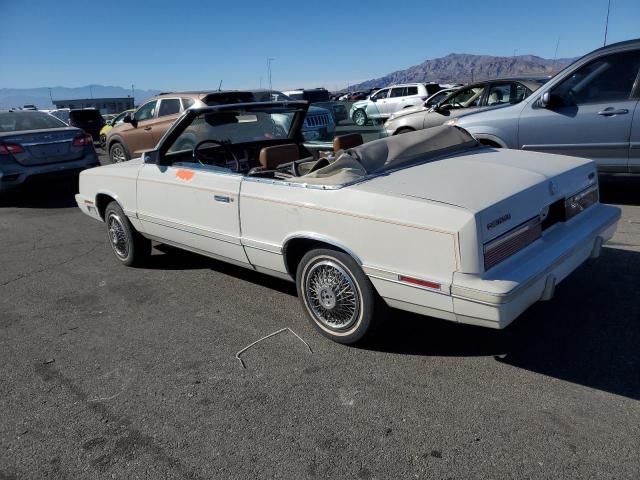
[395,127,415,135]
[352,109,368,127]
[296,248,380,344]
[109,142,129,163]
[99,133,107,150]
[104,201,151,266]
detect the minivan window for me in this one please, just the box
[134,101,156,121]
[158,98,181,117]
[552,50,640,105]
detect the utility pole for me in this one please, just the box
[267,58,275,91]
[131,84,134,99]
[553,36,560,71]
[48,87,53,103]
[603,0,611,46]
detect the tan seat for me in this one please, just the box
[333,133,363,152]
[258,144,300,170]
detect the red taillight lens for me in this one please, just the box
[72,134,94,147]
[0,143,25,155]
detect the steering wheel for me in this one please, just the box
[193,139,239,171]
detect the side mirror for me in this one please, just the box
[370,97,377,102]
[539,92,562,109]
[143,150,159,164]
[123,112,134,124]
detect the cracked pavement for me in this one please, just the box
[0,175,639,479]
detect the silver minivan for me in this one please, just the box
[449,38,640,174]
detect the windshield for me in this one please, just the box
[167,107,299,153]
[0,111,67,132]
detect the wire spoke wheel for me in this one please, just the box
[304,260,360,331]
[107,213,129,259]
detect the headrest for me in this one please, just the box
[259,144,300,170]
[333,133,363,152]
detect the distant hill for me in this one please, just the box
[0,85,162,110]
[351,53,575,90]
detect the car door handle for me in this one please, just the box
[597,108,629,116]
[214,195,231,203]
[143,126,152,131]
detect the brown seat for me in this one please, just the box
[258,144,300,170]
[333,133,363,152]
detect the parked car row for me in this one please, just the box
[104,90,338,164]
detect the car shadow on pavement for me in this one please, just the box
[0,178,79,209]
[146,244,297,296]
[599,175,640,206]
[361,246,640,401]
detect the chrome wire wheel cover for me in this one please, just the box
[304,259,361,331]
[111,144,126,163]
[107,213,129,259]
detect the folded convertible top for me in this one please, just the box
[349,125,479,174]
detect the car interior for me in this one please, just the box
[164,125,478,188]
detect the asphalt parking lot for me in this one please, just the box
[1,156,639,478]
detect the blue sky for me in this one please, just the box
[1,0,638,91]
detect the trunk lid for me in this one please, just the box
[358,148,598,241]
[1,128,86,166]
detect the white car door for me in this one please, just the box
[386,87,408,115]
[367,88,390,118]
[136,160,248,265]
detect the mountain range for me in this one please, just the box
[0,85,161,110]
[0,53,576,108]
[350,53,575,90]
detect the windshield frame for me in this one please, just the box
[153,101,309,165]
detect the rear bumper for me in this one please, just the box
[0,152,99,191]
[451,203,621,328]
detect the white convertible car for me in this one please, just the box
[76,101,620,344]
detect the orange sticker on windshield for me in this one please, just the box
[176,169,195,181]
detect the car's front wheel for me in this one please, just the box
[296,248,380,344]
[109,142,129,163]
[104,201,151,266]
[99,133,107,150]
[352,109,368,127]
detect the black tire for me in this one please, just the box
[352,109,368,127]
[109,141,129,163]
[395,127,415,135]
[99,133,107,150]
[104,201,151,266]
[296,248,381,344]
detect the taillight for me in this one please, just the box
[565,185,598,220]
[0,143,25,155]
[73,134,94,147]
[483,217,542,270]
